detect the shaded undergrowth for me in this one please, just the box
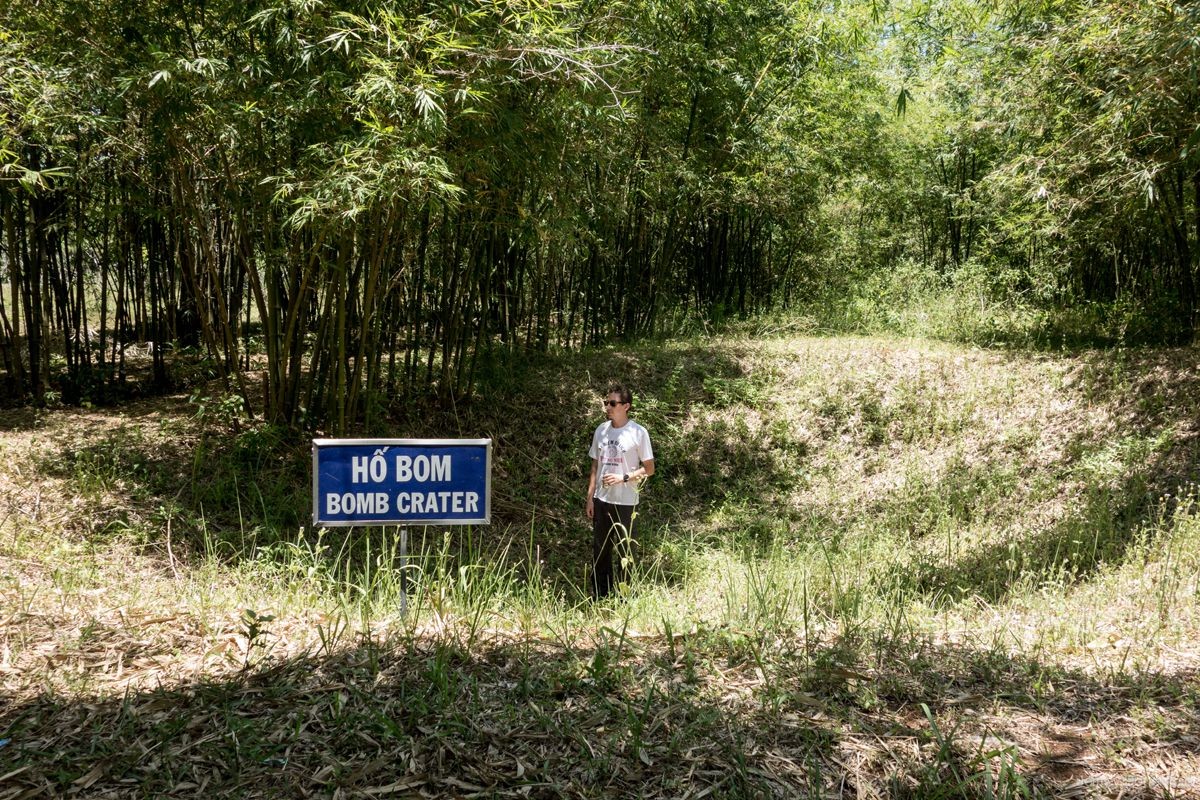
[4,622,1199,799]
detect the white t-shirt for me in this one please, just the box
[589,419,654,506]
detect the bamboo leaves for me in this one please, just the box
[0,0,920,420]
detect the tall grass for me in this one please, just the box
[6,330,1200,796]
[10,331,1199,665]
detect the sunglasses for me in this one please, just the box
[603,400,626,407]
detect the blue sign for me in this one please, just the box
[312,439,491,527]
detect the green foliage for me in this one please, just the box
[0,0,908,424]
[238,608,277,669]
[2,0,1198,431]
[10,330,1200,796]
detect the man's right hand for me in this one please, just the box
[586,497,594,520]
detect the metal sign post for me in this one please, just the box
[311,439,492,617]
[400,526,408,619]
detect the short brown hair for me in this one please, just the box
[605,383,632,406]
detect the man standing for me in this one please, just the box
[586,383,655,599]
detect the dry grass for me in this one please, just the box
[2,334,1200,798]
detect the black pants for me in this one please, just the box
[592,499,636,599]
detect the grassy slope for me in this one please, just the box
[2,331,1199,798]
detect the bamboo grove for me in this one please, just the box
[2,0,1198,429]
[0,0,857,429]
